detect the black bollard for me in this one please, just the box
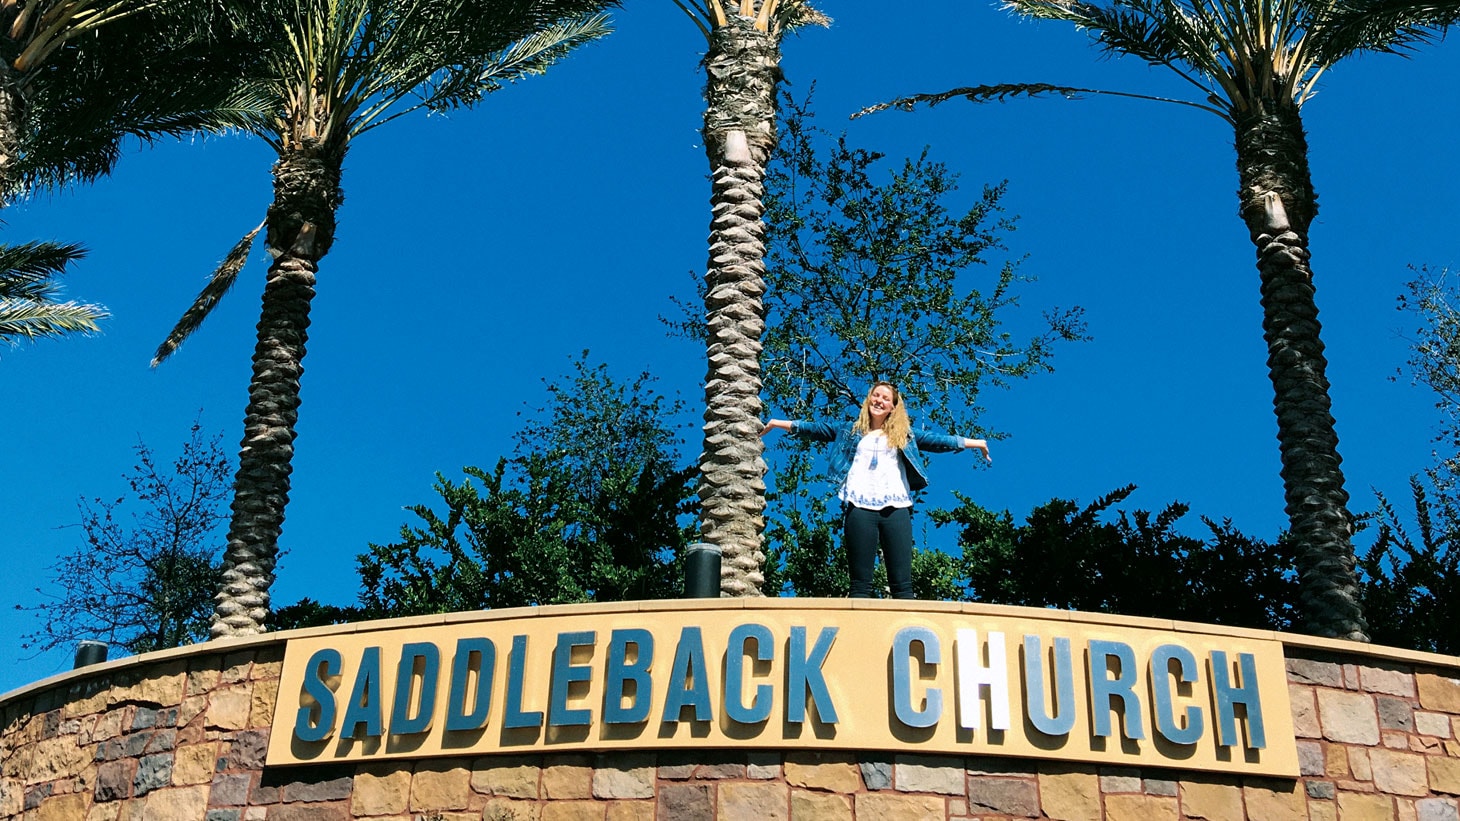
[74,640,108,669]
[683,542,722,598]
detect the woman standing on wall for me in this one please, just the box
[761,381,991,599]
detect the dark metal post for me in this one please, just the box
[683,542,722,598]
[74,640,108,669]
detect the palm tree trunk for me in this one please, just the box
[0,62,23,202]
[698,13,780,597]
[1236,106,1368,642]
[211,145,343,638]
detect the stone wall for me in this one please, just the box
[4,633,1460,820]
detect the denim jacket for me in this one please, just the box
[788,420,964,492]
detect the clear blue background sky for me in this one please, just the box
[2,1,1457,693]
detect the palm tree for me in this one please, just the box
[857,0,1447,640]
[672,0,826,597]
[0,240,104,344]
[0,0,228,198]
[152,0,616,638]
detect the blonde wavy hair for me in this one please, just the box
[853,381,910,449]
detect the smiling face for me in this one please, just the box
[866,384,898,426]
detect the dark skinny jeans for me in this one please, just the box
[843,504,914,599]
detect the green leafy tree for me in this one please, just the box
[673,0,827,597]
[0,240,104,346]
[695,96,1083,595]
[355,356,694,616]
[1360,475,1460,653]
[19,424,229,655]
[855,0,1447,641]
[934,486,1302,630]
[150,0,617,638]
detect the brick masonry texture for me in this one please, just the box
[5,642,1460,819]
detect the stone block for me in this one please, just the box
[1243,778,1306,821]
[792,790,852,821]
[29,735,90,780]
[263,803,348,821]
[92,711,126,743]
[1300,741,1327,776]
[1363,667,1418,697]
[542,761,592,799]
[1366,747,1424,794]
[1353,748,1375,781]
[854,792,946,821]
[785,752,861,793]
[720,782,789,821]
[967,777,1039,817]
[1419,800,1460,821]
[186,667,220,696]
[859,759,892,791]
[658,783,712,821]
[411,763,471,811]
[1102,775,1143,793]
[472,757,540,799]
[1295,687,1323,738]
[210,772,251,805]
[171,743,217,787]
[1330,745,1354,778]
[205,687,252,731]
[1418,713,1454,738]
[656,764,695,781]
[1179,783,1244,821]
[132,753,172,796]
[1309,781,1337,799]
[540,800,605,821]
[141,786,208,819]
[95,759,134,802]
[592,754,654,800]
[1401,800,1420,821]
[1041,768,1100,821]
[605,801,653,821]
[205,811,241,821]
[748,752,782,780]
[695,762,746,780]
[1106,794,1179,821]
[1388,731,1415,749]
[1339,793,1396,821]
[894,755,964,795]
[284,773,352,802]
[1380,698,1417,731]
[482,796,542,821]
[1146,780,1178,797]
[1430,757,1460,795]
[1320,690,1381,745]
[352,766,411,816]
[1419,675,1460,713]
[34,792,89,821]
[1373,749,1430,796]
[1290,659,1345,687]
[248,678,278,728]
[220,729,267,771]
[1314,800,1340,821]
[1414,736,1444,754]
[114,665,187,708]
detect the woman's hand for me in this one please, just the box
[965,438,992,464]
[762,419,791,437]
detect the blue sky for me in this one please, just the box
[2,1,1457,693]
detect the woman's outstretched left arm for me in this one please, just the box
[914,431,992,463]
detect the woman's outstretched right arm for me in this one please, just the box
[761,419,793,436]
[762,418,837,442]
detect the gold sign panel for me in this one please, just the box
[267,602,1297,776]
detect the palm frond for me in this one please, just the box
[853,82,1233,123]
[0,299,106,340]
[152,222,262,367]
[0,240,104,343]
[1312,0,1459,59]
[354,11,614,137]
[0,241,87,298]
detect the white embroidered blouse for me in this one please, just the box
[838,431,913,510]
